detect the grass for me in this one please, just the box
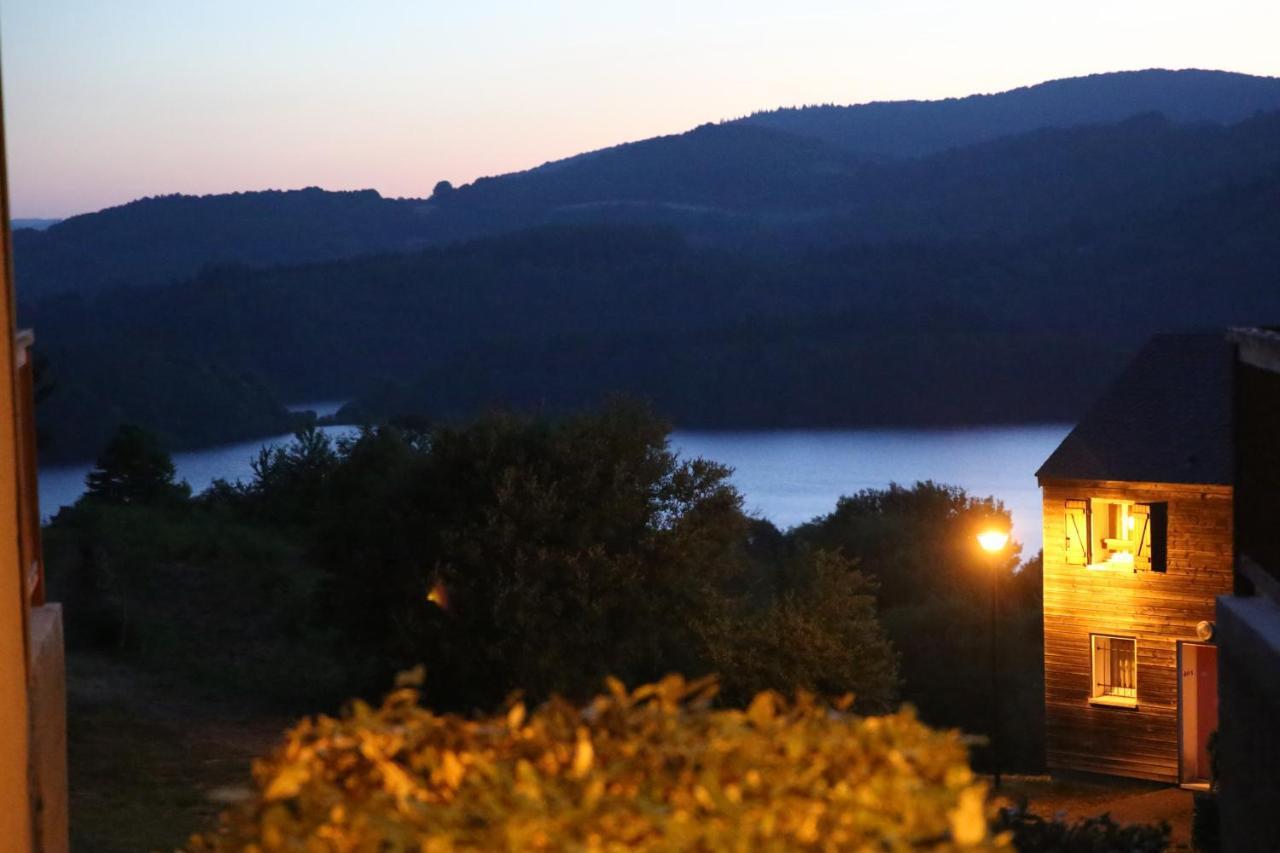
[67,653,288,852]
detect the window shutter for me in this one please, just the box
[1132,503,1151,570]
[1065,499,1089,565]
[1149,502,1168,573]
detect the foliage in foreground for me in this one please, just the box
[994,803,1169,853]
[190,674,1006,852]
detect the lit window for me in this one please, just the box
[1090,499,1135,566]
[1064,499,1167,571]
[1091,635,1137,707]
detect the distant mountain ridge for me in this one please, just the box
[14,188,430,296]
[29,168,1280,461]
[16,68,1280,460]
[16,69,1280,301]
[737,68,1280,157]
[11,218,60,231]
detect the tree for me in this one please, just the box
[243,425,340,526]
[789,481,1042,769]
[703,548,899,712]
[308,402,899,713]
[83,424,190,506]
[313,402,747,709]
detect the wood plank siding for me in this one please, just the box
[1040,479,1232,782]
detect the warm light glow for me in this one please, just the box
[427,582,449,610]
[977,530,1009,553]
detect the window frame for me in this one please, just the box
[1088,498,1137,568]
[1066,497,1169,573]
[1089,633,1139,709]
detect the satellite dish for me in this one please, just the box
[1195,621,1215,642]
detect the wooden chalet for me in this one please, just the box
[1036,334,1233,785]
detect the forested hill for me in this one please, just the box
[736,68,1280,157]
[18,68,1280,461]
[15,69,1280,302]
[29,168,1280,462]
[13,188,430,297]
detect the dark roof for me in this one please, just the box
[1037,333,1232,485]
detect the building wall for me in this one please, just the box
[1041,478,1232,782]
[0,74,34,848]
[1217,593,1280,852]
[30,604,68,853]
[1217,335,1280,850]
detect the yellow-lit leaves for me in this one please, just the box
[950,787,990,847]
[570,728,594,779]
[261,764,309,803]
[746,690,778,728]
[190,673,1008,851]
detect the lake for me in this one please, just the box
[38,422,1070,557]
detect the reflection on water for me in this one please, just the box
[40,423,1069,557]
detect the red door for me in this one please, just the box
[1180,643,1218,786]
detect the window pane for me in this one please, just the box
[1092,636,1137,701]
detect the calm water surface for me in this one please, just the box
[39,422,1069,558]
[672,426,1069,557]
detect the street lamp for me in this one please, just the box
[978,530,1008,553]
[978,528,1009,789]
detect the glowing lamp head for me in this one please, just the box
[977,530,1009,553]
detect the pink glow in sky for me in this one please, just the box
[3,0,1279,218]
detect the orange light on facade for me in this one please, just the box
[427,582,449,610]
[977,530,1009,553]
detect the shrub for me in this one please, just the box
[190,674,1007,851]
[1191,792,1218,853]
[42,501,347,703]
[994,802,1170,852]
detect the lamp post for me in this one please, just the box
[977,529,1009,789]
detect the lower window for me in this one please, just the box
[1091,634,1137,706]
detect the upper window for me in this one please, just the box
[1064,499,1167,572]
[1091,499,1135,566]
[1091,634,1137,707]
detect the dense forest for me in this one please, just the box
[16,69,1280,461]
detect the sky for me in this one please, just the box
[3,0,1279,218]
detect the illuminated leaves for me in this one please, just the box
[190,675,1009,851]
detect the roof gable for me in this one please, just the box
[1036,333,1232,486]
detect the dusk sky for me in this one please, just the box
[4,0,1279,218]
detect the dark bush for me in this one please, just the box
[995,802,1170,852]
[1192,792,1219,853]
